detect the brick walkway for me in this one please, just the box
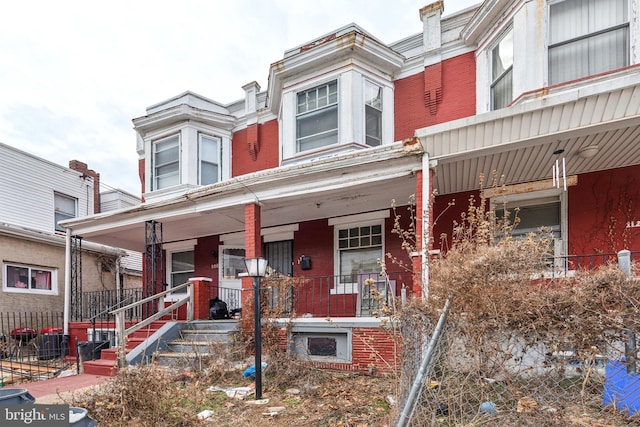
[7,373,113,404]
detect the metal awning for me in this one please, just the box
[417,70,640,195]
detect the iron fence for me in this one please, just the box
[0,311,70,385]
[262,271,412,317]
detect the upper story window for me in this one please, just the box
[153,135,180,190]
[4,263,56,295]
[491,28,513,110]
[296,80,339,152]
[365,81,382,146]
[199,134,220,185]
[54,193,76,232]
[549,0,629,85]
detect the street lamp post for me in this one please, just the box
[244,257,268,399]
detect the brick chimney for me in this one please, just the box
[69,160,101,214]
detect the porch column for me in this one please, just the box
[189,277,213,320]
[412,154,434,300]
[243,203,262,307]
[411,170,424,299]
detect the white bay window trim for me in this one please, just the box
[281,69,394,163]
[548,0,629,85]
[144,125,232,198]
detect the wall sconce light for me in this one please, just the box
[210,250,218,258]
[578,145,599,159]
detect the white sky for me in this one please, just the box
[0,0,479,196]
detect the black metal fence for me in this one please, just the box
[0,311,69,385]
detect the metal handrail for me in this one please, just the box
[110,281,193,368]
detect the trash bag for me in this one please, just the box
[242,363,267,378]
[209,297,230,320]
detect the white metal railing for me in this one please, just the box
[110,281,193,368]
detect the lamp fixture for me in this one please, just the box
[243,256,268,400]
[578,145,599,159]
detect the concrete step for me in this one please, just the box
[180,329,237,342]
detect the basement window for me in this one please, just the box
[291,331,351,363]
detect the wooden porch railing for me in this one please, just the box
[110,281,194,368]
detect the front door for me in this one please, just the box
[218,246,246,311]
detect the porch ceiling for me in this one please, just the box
[66,144,421,252]
[418,76,640,196]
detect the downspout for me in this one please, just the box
[63,228,72,355]
[421,153,430,300]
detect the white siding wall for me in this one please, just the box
[0,143,93,233]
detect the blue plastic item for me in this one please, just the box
[603,359,640,415]
[242,363,267,377]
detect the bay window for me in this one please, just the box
[491,28,513,110]
[549,0,629,85]
[296,80,338,152]
[153,135,180,190]
[365,81,383,146]
[199,134,220,185]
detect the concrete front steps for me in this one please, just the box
[82,320,240,376]
[152,320,241,369]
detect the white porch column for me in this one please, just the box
[63,228,72,336]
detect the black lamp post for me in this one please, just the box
[244,257,268,399]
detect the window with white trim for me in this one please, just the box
[54,193,76,232]
[549,0,629,85]
[169,250,194,294]
[296,80,338,152]
[494,195,565,265]
[338,222,383,284]
[365,81,382,146]
[153,135,180,190]
[3,263,57,294]
[491,28,513,110]
[199,134,220,185]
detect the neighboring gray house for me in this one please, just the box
[0,142,133,313]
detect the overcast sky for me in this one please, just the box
[0,0,479,196]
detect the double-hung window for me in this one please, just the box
[338,222,383,286]
[4,263,56,294]
[365,81,382,146]
[491,28,513,110]
[549,0,629,85]
[296,80,338,152]
[169,250,194,294]
[54,193,76,232]
[153,135,180,190]
[199,134,220,185]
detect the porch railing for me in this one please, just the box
[73,288,144,322]
[261,271,413,318]
[110,280,194,368]
[547,251,640,275]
